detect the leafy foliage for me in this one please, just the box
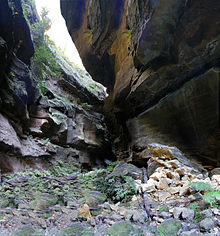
[0,159,81,204]
[21,0,34,25]
[189,181,220,210]
[26,7,61,96]
[124,30,131,40]
[81,102,93,110]
[189,182,214,193]
[189,202,202,222]
[32,37,61,81]
[107,161,118,172]
[9,71,15,78]
[88,29,93,39]
[95,175,137,203]
[49,160,81,177]
[203,191,220,208]
[78,167,137,203]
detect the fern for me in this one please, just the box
[95,175,137,203]
[203,191,220,208]
[189,182,214,192]
[189,202,202,221]
[107,161,118,172]
[189,182,220,209]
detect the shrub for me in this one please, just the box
[203,191,220,208]
[29,7,61,94]
[189,181,220,209]
[88,29,93,39]
[32,37,61,81]
[107,161,118,172]
[189,182,214,193]
[189,202,202,222]
[81,102,93,110]
[124,30,131,40]
[95,175,137,203]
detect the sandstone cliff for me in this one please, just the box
[0,0,112,173]
[61,0,220,166]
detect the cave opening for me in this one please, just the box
[35,0,107,94]
[35,0,84,69]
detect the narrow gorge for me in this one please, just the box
[0,0,219,235]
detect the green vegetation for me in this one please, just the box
[0,160,137,214]
[32,36,62,84]
[189,181,219,208]
[158,206,169,214]
[81,102,93,110]
[125,30,132,40]
[88,29,93,39]
[11,226,44,236]
[21,0,34,25]
[0,159,81,209]
[189,182,214,192]
[77,164,137,203]
[25,7,62,96]
[9,71,15,78]
[49,160,81,177]
[56,224,94,236]
[20,0,106,104]
[157,219,182,236]
[203,191,220,208]
[187,181,220,222]
[189,202,202,222]
[107,161,118,172]
[95,175,137,203]
[107,222,135,236]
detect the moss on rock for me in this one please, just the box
[56,223,94,236]
[157,219,182,236]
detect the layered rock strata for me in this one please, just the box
[61,0,220,166]
[0,0,112,173]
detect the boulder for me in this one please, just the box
[81,190,107,207]
[106,221,143,236]
[157,219,182,236]
[10,227,43,236]
[56,223,94,236]
[29,118,49,136]
[173,207,194,221]
[210,168,220,176]
[180,229,200,236]
[0,113,21,153]
[109,161,142,180]
[29,193,58,210]
[200,209,213,219]
[148,143,207,175]
[141,179,156,193]
[199,218,215,231]
[20,137,51,158]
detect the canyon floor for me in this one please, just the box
[0,146,219,236]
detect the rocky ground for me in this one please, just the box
[0,145,219,235]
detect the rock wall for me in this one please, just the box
[61,0,220,166]
[0,0,112,173]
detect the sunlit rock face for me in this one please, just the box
[61,0,220,165]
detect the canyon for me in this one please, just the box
[61,0,220,167]
[0,0,219,235]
